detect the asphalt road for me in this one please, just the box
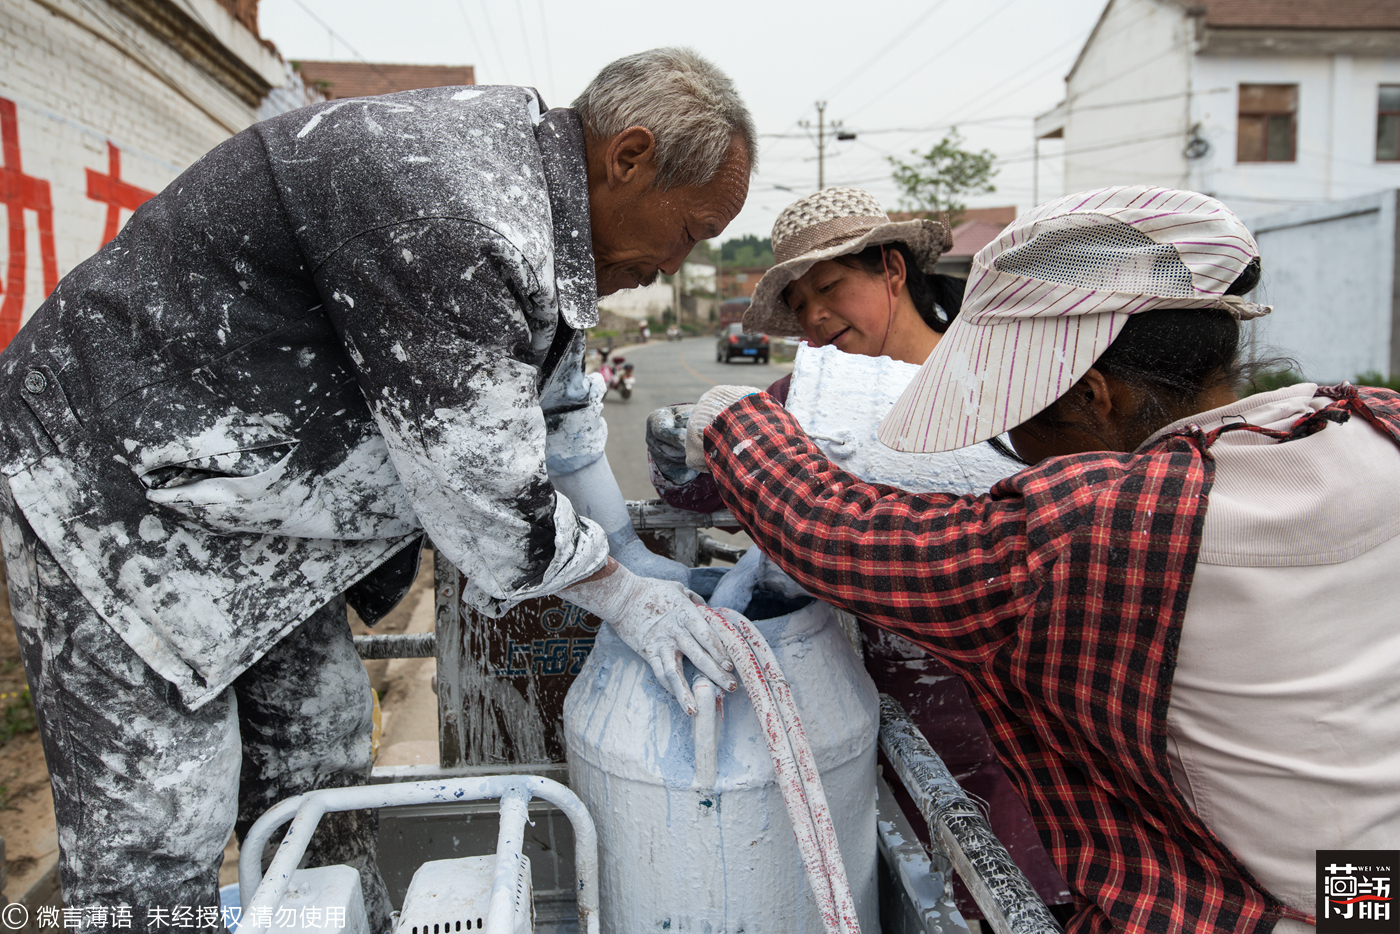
[596,335,790,557]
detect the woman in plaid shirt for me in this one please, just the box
[670,187,1400,934]
[651,186,1076,920]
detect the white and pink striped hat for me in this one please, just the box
[878,186,1271,454]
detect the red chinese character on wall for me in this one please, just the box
[86,141,154,247]
[0,97,59,346]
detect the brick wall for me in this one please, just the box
[215,0,257,35]
[0,0,303,345]
[718,265,769,299]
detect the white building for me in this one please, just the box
[1035,0,1400,214]
[596,280,673,322]
[1034,0,1400,381]
[597,259,716,322]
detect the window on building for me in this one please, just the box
[1237,84,1297,163]
[1378,85,1400,162]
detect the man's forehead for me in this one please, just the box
[694,157,750,227]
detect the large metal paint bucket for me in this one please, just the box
[562,590,880,933]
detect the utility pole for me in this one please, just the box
[799,101,856,192]
[715,244,723,304]
[672,269,681,326]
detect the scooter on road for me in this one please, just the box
[597,353,636,400]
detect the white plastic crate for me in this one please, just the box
[236,865,369,934]
[394,855,533,934]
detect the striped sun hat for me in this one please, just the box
[878,186,1272,454]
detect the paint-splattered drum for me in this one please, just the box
[563,593,880,933]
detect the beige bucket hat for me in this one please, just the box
[878,185,1272,454]
[743,188,953,337]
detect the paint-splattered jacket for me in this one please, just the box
[0,87,609,709]
[702,389,1400,934]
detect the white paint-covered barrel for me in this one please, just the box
[563,594,880,933]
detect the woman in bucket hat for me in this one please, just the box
[648,186,971,510]
[742,186,963,363]
[652,187,1075,920]
[670,187,1400,933]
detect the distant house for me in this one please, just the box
[293,61,476,99]
[935,220,1011,278]
[889,207,1019,277]
[887,206,1018,226]
[1033,0,1400,381]
[1033,0,1400,215]
[717,265,770,300]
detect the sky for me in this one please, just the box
[259,0,1109,242]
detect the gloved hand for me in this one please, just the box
[685,385,762,471]
[562,559,737,715]
[646,404,697,486]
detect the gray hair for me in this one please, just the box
[573,47,757,190]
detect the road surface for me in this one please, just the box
[596,335,790,557]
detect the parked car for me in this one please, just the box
[717,322,769,364]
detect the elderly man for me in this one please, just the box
[0,47,752,927]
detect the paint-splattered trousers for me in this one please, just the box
[0,500,393,933]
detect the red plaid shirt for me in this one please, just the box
[705,384,1400,934]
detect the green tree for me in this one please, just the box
[888,128,998,225]
[718,235,774,267]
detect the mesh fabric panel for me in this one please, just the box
[992,214,1195,298]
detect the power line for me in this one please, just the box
[1061,45,1181,109]
[284,0,410,94]
[1068,87,1231,114]
[996,129,1184,165]
[817,24,1170,186]
[934,43,1081,130]
[451,1,492,84]
[760,114,1035,139]
[758,2,956,163]
[513,0,539,90]
[868,2,1180,160]
[285,0,372,68]
[536,0,557,103]
[818,1,951,102]
[847,0,1023,119]
[475,0,511,84]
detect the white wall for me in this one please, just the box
[1189,54,1400,216]
[597,280,673,321]
[0,0,289,340]
[682,260,715,294]
[1059,0,1193,193]
[1244,190,1399,382]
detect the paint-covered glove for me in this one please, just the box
[646,404,697,485]
[562,559,736,715]
[685,385,762,471]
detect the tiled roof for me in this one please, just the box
[888,206,1018,225]
[1198,0,1400,30]
[292,61,476,99]
[944,219,1008,260]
